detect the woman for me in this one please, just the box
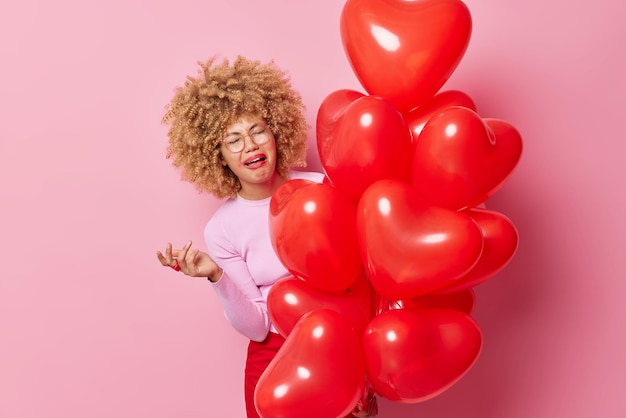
[155,56,323,418]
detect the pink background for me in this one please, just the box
[1,0,624,417]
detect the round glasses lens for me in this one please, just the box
[224,138,244,153]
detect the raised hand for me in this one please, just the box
[156,241,223,281]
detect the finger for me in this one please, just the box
[164,242,173,262]
[187,249,202,274]
[186,248,198,266]
[176,243,191,273]
[156,251,168,266]
[190,249,199,263]
[177,241,192,265]
[169,248,188,258]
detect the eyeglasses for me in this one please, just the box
[221,124,271,153]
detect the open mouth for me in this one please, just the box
[245,156,266,166]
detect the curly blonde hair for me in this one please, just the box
[162,56,309,199]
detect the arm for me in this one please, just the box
[205,219,272,342]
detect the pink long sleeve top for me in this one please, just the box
[204,171,324,342]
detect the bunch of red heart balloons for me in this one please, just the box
[254,0,522,417]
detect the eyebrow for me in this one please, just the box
[224,123,261,137]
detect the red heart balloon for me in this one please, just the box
[268,273,373,338]
[357,179,484,300]
[363,308,482,403]
[316,89,365,148]
[340,0,472,112]
[437,207,519,293]
[317,95,413,203]
[404,89,477,138]
[255,309,366,418]
[412,107,523,209]
[482,118,525,197]
[270,180,361,292]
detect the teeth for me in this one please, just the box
[246,157,264,165]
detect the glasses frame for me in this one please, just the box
[221,123,271,153]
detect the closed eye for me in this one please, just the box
[225,137,243,147]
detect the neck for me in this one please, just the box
[238,174,286,201]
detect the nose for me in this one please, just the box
[242,133,259,152]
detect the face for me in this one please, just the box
[220,116,279,199]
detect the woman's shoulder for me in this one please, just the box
[204,199,238,233]
[290,170,325,184]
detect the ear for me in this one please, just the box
[218,150,227,167]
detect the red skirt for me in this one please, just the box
[244,332,285,418]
